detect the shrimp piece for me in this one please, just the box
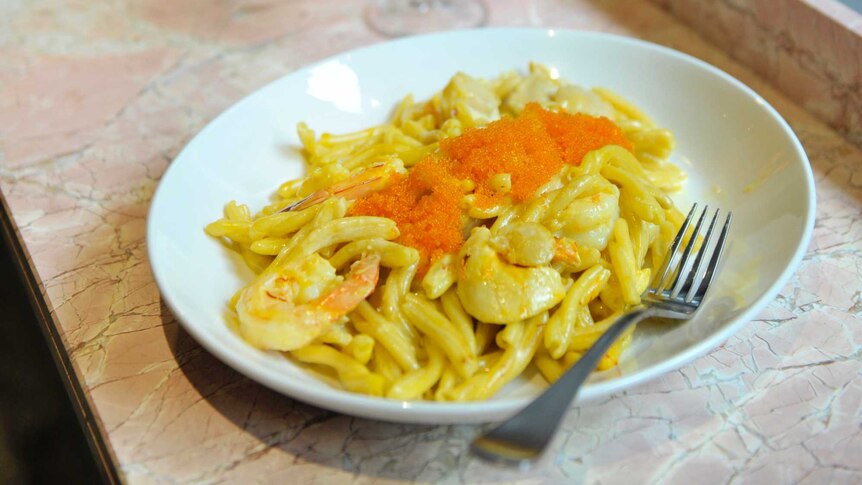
[457,227,565,324]
[489,222,555,267]
[552,237,582,270]
[281,164,397,213]
[236,254,381,351]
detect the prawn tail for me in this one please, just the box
[317,253,381,315]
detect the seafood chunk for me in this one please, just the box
[457,227,565,324]
[236,254,380,351]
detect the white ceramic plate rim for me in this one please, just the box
[147,28,815,424]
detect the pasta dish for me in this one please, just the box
[206,63,686,401]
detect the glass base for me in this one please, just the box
[366,0,488,37]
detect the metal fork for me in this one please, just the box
[470,204,732,467]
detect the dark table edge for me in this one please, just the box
[0,189,122,485]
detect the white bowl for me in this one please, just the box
[147,28,815,424]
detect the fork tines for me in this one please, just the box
[649,204,732,305]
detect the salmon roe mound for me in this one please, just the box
[349,104,632,272]
[349,156,463,274]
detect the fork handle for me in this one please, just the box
[472,305,656,462]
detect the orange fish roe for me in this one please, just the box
[349,156,463,274]
[349,104,632,272]
[442,113,562,207]
[523,103,632,164]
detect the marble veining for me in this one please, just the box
[0,0,860,482]
[652,0,862,147]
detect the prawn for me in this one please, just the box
[236,254,381,351]
[281,164,396,213]
[457,227,566,324]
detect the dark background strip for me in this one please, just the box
[0,195,108,484]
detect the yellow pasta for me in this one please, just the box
[439,289,479,355]
[329,238,419,269]
[443,313,546,401]
[352,301,418,372]
[251,207,320,238]
[402,294,478,379]
[206,64,687,401]
[315,322,353,347]
[421,254,457,299]
[608,218,641,305]
[386,342,445,400]
[291,345,384,396]
[370,345,403,384]
[544,265,611,359]
[344,334,375,365]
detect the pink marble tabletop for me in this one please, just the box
[1,0,861,483]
